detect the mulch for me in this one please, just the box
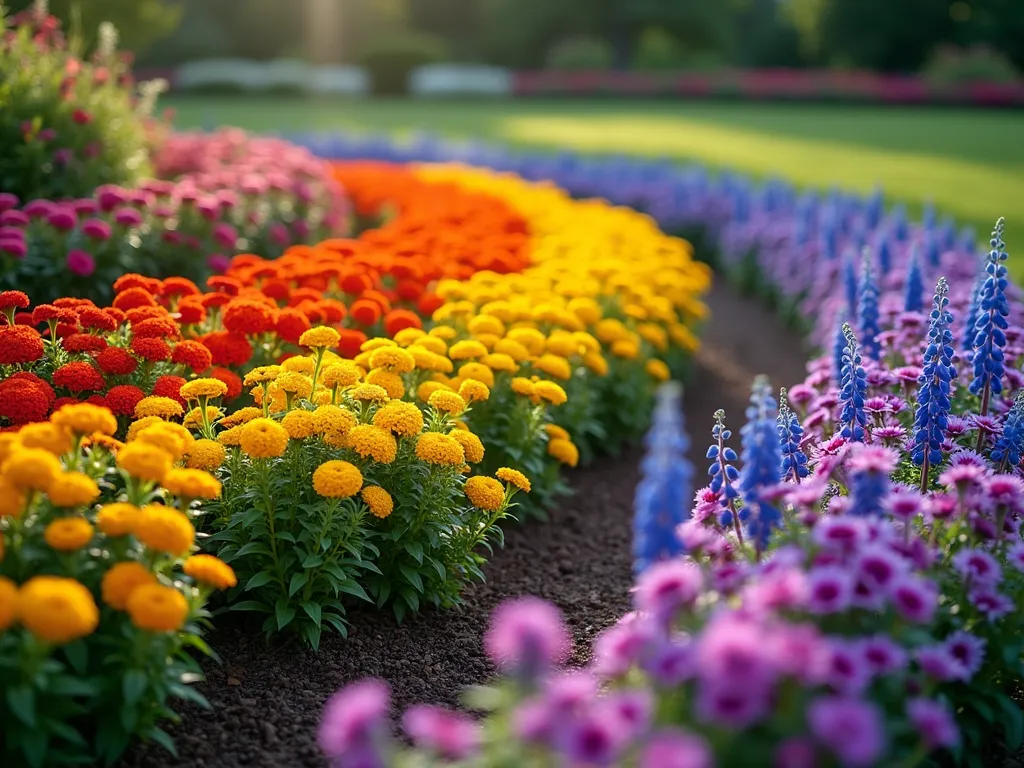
[120,279,810,768]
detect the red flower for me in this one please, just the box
[53,298,94,311]
[207,276,242,296]
[350,298,381,327]
[104,384,145,416]
[200,331,253,367]
[78,307,117,332]
[31,304,61,325]
[95,346,138,376]
[340,273,373,295]
[294,301,323,324]
[53,361,106,392]
[112,287,156,312]
[162,277,201,298]
[0,290,30,312]
[153,375,187,406]
[316,299,347,324]
[113,273,162,296]
[104,307,126,327]
[0,325,44,364]
[418,293,446,316]
[210,366,242,400]
[55,320,80,338]
[0,373,54,424]
[223,299,277,336]
[274,308,311,345]
[170,340,213,373]
[130,336,172,362]
[396,280,425,302]
[125,306,169,326]
[200,292,231,310]
[14,312,33,326]
[176,298,207,325]
[336,329,367,359]
[72,108,92,125]
[261,280,291,303]
[62,333,107,354]
[131,316,181,340]
[384,309,422,337]
[360,290,391,314]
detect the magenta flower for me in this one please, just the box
[318,679,390,759]
[0,210,29,226]
[854,544,906,595]
[914,645,968,682]
[0,238,26,259]
[813,517,868,553]
[484,596,571,679]
[807,696,886,768]
[512,698,553,744]
[0,193,19,212]
[943,631,986,678]
[604,689,653,740]
[96,185,127,211]
[711,561,747,594]
[591,617,657,678]
[970,587,1014,621]
[859,635,908,675]
[633,560,703,621]
[113,207,143,227]
[774,738,818,768]
[1007,541,1024,572]
[561,711,628,765]
[46,207,77,231]
[951,547,1002,586]
[906,698,959,749]
[207,254,231,274]
[639,729,712,768]
[890,575,938,623]
[24,199,54,218]
[270,221,290,246]
[825,640,872,695]
[213,222,238,249]
[695,678,772,729]
[81,218,111,241]
[885,488,925,521]
[806,566,854,614]
[66,249,95,277]
[543,671,598,715]
[402,705,480,761]
[641,637,696,685]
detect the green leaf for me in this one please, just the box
[20,727,47,768]
[146,727,178,757]
[62,641,88,675]
[301,601,323,626]
[375,579,391,607]
[997,693,1024,749]
[275,599,297,630]
[302,553,324,568]
[228,599,271,613]
[289,572,309,597]
[405,540,424,563]
[244,572,275,591]
[338,579,371,602]
[301,622,323,651]
[399,565,424,593]
[7,685,36,727]
[234,541,273,559]
[122,669,148,706]
[120,703,138,732]
[48,676,99,698]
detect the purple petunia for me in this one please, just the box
[695,678,772,729]
[813,517,868,553]
[970,587,1015,621]
[825,639,872,695]
[915,645,969,682]
[642,637,696,686]
[591,617,657,678]
[1007,541,1024,572]
[859,634,908,675]
[807,696,886,768]
[561,710,626,766]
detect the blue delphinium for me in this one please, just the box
[833,318,848,386]
[707,409,741,531]
[904,246,925,313]
[738,376,782,555]
[842,250,859,321]
[991,390,1024,473]
[839,324,869,442]
[961,275,984,360]
[876,233,892,274]
[633,382,692,575]
[777,388,809,483]
[912,277,956,490]
[969,217,1011,419]
[858,252,882,361]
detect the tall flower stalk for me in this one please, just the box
[970,218,1010,433]
[777,388,808,483]
[738,376,781,557]
[839,324,868,443]
[707,409,742,545]
[912,278,956,491]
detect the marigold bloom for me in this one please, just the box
[496,467,531,492]
[17,422,72,455]
[105,384,145,416]
[449,340,489,360]
[459,362,495,388]
[47,472,100,507]
[201,331,253,367]
[0,578,16,631]
[184,554,237,589]
[93,346,138,376]
[163,468,222,500]
[183,438,225,471]
[134,422,194,461]
[299,326,341,348]
[117,442,173,483]
[283,356,316,375]
[131,316,181,341]
[548,438,579,467]
[533,381,568,406]
[321,361,362,388]
[350,383,389,402]
[393,327,426,346]
[611,338,640,360]
[464,475,505,511]
[135,504,195,556]
[62,333,108,354]
[364,370,403,399]
[243,365,283,387]
[0,325,44,365]
[223,299,277,335]
[0,290,29,311]
[48,403,116,437]
[135,396,184,420]
[369,346,416,374]
[282,409,318,439]
[482,353,518,374]
[510,377,535,397]
[458,379,490,403]
[536,354,573,380]
[507,327,546,355]
[583,351,609,376]
[4,448,62,491]
[218,407,262,429]
[418,334,450,354]
[0,478,26,518]
[44,517,94,550]
[101,562,157,610]
[239,418,290,459]
[170,340,213,374]
[373,401,424,437]
[313,460,364,499]
[276,371,314,399]
[544,423,571,442]
[52,361,106,393]
[152,375,189,407]
[97,502,138,536]
[361,485,394,518]
[125,416,163,442]
[180,378,229,401]
[17,576,99,643]
[347,425,398,464]
[428,390,467,415]
[646,359,671,382]
[415,432,466,466]
[126,584,189,632]
[130,336,172,363]
[183,406,223,430]
[0,375,54,424]
[451,430,485,464]
[276,308,313,345]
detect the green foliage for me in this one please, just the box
[360,30,449,95]
[544,35,614,71]
[924,43,1020,84]
[632,27,687,71]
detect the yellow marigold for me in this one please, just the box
[239,418,290,459]
[217,425,245,446]
[83,434,123,453]
[595,318,628,344]
[243,365,282,386]
[185,439,225,471]
[126,584,188,633]
[544,423,571,441]
[282,409,318,440]
[669,323,699,352]
[464,475,505,511]
[450,430,485,464]
[407,346,442,372]
[506,327,546,356]
[162,468,222,500]
[393,327,426,346]
[415,432,465,466]
[428,325,457,341]
[535,354,573,381]
[4,448,62,491]
[276,371,313,399]
[481,353,518,374]
[17,422,72,456]
[313,404,357,436]
[533,380,568,406]
[624,303,648,321]
[0,478,26,518]
[567,297,602,325]
[493,338,530,362]
[449,340,489,360]
[299,326,341,348]
[373,401,424,437]
[459,362,495,388]
[646,359,671,382]
[584,351,609,376]
[134,396,184,420]
[347,425,398,464]
[366,369,405,399]
[183,406,224,430]
[313,460,364,498]
[572,331,602,354]
[471,333,499,351]
[354,351,372,369]
[458,379,490,404]
[135,423,193,462]
[350,383,389,402]
[417,335,449,354]
[638,323,669,351]
[17,576,98,644]
[0,577,16,631]
[417,381,451,402]
[611,339,640,360]
[0,433,17,465]
[135,504,194,556]
[44,517,94,550]
[369,346,416,374]
[467,314,505,337]
[546,333,581,358]
[548,438,580,468]
[361,337,397,352]
[180,378,228,401]
[510,377,535,398]
[283,356,316,375]
[183,554,237,589]
[321,361,362,388]
[102,561,157,609]
[96,502,138,536]
[125,417,161,444]
[51,403,117,436]
[496,467,531,493]
[428,390,467,415]
[47,472,100,508]
[218,406,263,428]
[480,299,516,323]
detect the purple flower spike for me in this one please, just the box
[639,729,713,768]
[484,596,571,680]
[318,679,390,761]
[402,705,480,761]
[808,696,886,768]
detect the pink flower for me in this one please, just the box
[484,597,571,679]
[72,108,91,125]
[206,254,231,274]
[66,249,95,277]
[81,218,111,241]
[634,560,703,620]
[402,705,480,761]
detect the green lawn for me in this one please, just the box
[163,96,1024,257]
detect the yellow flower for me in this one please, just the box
[417,381,451,402]
[369,346,416,374]
[354,351,373,369]
[276,371,313,399]
[428,325,457,341]
[135,505,195,556]
[506,327,546,355]
[313,460,364,498]
[572,331,602,354]
[96,502,138,536]
[180,378,229,401]
[449,340,489,360]
[134,396,184,420]
[183,554,237,589]
[239,418,290,459]
[510,377,535,397]
[481,353,518,374]
[0,577,16,631]
[535,354,572,381]
[0,478,26,518]
[669,323,699,352]
[360,486,393,518]
[185,438,226,471]
[102,562,157,610]
[126,416,163,442]
[44,517,94,550]
[313,404,357,436]
[496,467,531,493]
[282,409,318,439]
[126,584,188,632]
[218,406,263,428]
[135,422,194,462]
[299,326,341,348]
[4,448,62,491]
[467,315,505,336]
[548,438,580,467]
[568,296,602,324]
[47,472,100,508]
[17,423,72,455]
[415,432,465,466]
[283,355,317,375]
[373,401,424,437]
[407,346,446,373]
[546,333,581,358]
[459,362,495,388]
[611,338,640,360]
[428,390,467,415]
[458,379,490,404]
[417,334,449,354]
[533,380,568,406]
[0,433,17,466]
[646,359,671,381]
[544,423,571,441]
[217,425,244,446]
[493,338,530,362]
[595,318,628,344]
[162,468,221,500]
[183,406,224,430]
[393,327,426,346]
[583,352,609,376]
[51,403,117,436]
[638,323,668,351]
[465,476,505,511]
[366,369,405,399]
[347,425,398,464]
[321,361,362,388]
[17,576,99,643]
[243,365,282,386]
[360,338,397,352]
[349,383,390,402]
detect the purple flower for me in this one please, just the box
[696,612,775,686]
[970,587,1014,621]
[826,639,872,695]
[951,547,1002,586]
[81,218,111,241]
[768,622,831,684]
[807,696,886,768]
[543,671,598,715]
[605,689,653,739]
[854,544,906,595]
[634,560,703,620]
[859,635,908,675]
[1007,541,1024,572]
[847,445,898,474]
[213,222,238,249]
[695,678,771,729]
[885,488,925,521]
[813,517,868,553]
[592,618,656,678]
[639,729,712,768]
[711,561,747,594]
[806,566,854,614]
[890,575,938,623]
[512,698,553,744]
[402,705,479,761]
[562,711,625,766]
[207,253,231,274]
[66,249,95,277]
[677,519,715,551]
[318,679,390,760]
[915,645,969,682]
[775,737,818,768]
[484,597,571,680]
[0,238,26,259]
[943,631,986,678]
[641,637,696,685]
[985,475,1024,513]
[113,207,143,227]
[691,487,721,523]
[907,698,959,750]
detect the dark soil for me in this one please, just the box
[121,279,809,768]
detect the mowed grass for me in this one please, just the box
[163,96,1024,258]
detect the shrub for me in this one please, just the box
[360,30,448,95]
[544,34,614,71]
[923,43,1020,85]
[0,402,232,766]
[632,27,687,71]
